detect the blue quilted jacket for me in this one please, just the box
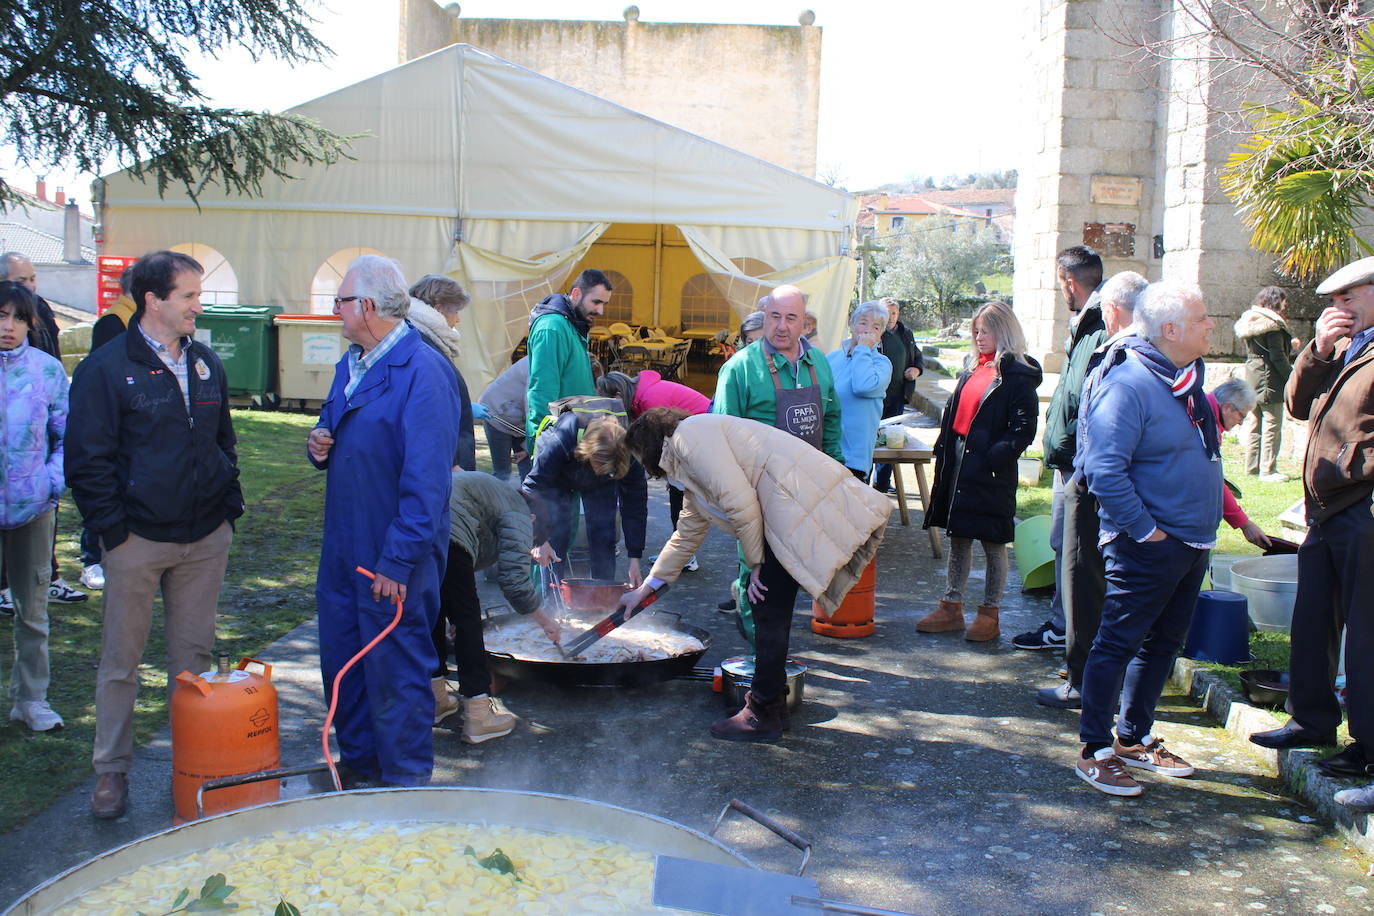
[0,341,68,529]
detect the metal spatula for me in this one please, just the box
[652,856,919,915]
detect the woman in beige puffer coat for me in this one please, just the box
[615,409,891,741]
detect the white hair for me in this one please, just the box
[1136,281,1203,342]
[1213,377,1257,414]
[0,251,30,279]
[1100,271,1148,318]
[739,310,765,335]
[347,255,410,319]
[851,300,888,330]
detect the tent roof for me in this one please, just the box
[102,44,856,233]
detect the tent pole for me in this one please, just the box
[653,224,663,326]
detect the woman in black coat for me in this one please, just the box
[920,301,1042,643]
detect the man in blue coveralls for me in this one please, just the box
[307,255,460,787]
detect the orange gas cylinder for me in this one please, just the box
[171,654,280,822]
[811,558,877,638]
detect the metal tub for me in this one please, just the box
[1228,554,1298,633]
[5,788,754,915]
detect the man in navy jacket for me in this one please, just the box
[1073,281,1220,798]
[67,250,243,818]
[308,255,459,787]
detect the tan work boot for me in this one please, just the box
[432,677,460,725]
[461,695,516,744]
[916,599,964,633]
[965,604,1001,642]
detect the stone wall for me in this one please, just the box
[1014,0,1300,368]
[398,2,822,177]
[1013,0,1161,371]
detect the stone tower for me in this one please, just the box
[1013,0,1287,369]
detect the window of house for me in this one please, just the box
[311,247,387,314]
[679,274,734,331]
[599,270,634,324]
[890,216,906,230]
[169,243,238,305]
[729,257,775,277]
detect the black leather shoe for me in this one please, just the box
[1316,744,1373,778]
[1249,723,1336,750]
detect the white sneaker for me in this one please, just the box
[1258,472,1289,483]
[11,700,64,732]
[0,588,12,617]
[48,578,88,604]
[684,555,700,572]
[1334,783,1374,811]
[80,564,105,590]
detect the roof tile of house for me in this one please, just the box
[0,222,96,265]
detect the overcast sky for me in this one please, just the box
[7,0,1024,210]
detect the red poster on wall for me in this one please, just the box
[97,255,138,315]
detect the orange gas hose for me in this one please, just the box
[322,566,404,791]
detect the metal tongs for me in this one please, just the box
[539,564,575,657]
[560,583,670,658]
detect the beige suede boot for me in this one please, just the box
[461,695,517,744]
[965,605,1001,642]
[916,599,965,633]
[432,677,460,725]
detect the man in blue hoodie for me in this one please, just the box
[1072,281,1220,797]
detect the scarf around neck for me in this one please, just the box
[1105,336,1220,461]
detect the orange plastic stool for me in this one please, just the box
[811,558,876,638]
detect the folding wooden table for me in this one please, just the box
[871,444,943,558]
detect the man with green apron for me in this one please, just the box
[712,285,843,642]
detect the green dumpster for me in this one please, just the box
[192,305,283,400]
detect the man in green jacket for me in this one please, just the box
[1011,246,1103,655]
[524,269,612,452]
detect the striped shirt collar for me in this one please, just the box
[345,319,411,398]
[137,322,191,411]
[1345,325,1374,365]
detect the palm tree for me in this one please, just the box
[1220,15,1374,281]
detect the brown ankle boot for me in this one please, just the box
[916,599,965,633]
[710,691,784,741]
[965,605,1001,642]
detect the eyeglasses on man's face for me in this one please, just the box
[333,295,365,307]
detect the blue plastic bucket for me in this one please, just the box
[1183,589,1250,665]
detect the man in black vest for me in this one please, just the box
[872,297,924,493]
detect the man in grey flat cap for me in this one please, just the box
[1250,256,1374,787]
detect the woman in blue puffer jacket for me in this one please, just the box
[0,281,68,732]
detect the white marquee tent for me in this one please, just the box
[98,44,859,391]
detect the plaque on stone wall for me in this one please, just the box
[1090,175,1142,206]
[1083,222,1136,258]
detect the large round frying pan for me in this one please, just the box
[483,610,712,687]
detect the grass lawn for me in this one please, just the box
[0,411,327,834]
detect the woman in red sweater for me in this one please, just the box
[919,301,1043,642]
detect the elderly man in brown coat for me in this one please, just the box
[1251,257,1374,799]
